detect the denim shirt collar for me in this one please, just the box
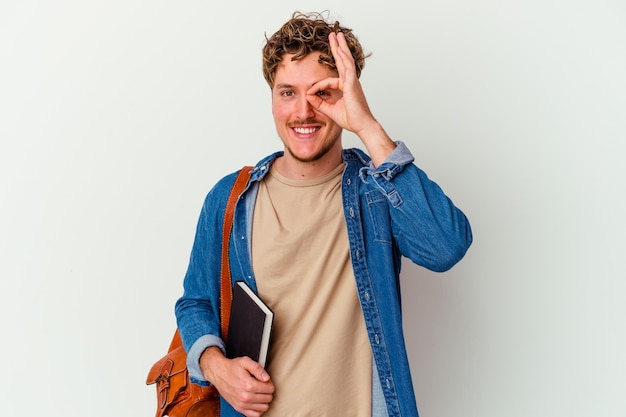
[249,142,415,185]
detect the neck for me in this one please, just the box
[274,148,344,180]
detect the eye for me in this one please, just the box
[316,90,329,97]
[281,90,294,97]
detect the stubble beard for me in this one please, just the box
[284,128,342,164]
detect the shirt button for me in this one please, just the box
[346,179,351,185]
[374,334,380,344]
[386,379,391,389]
[364,292,370,301]
[349,207,355,217]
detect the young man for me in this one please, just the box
[175,12,472,417]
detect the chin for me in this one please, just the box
[286,146,329,163]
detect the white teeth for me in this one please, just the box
[294,127,317,134]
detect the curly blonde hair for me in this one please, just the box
[262,11,369,87]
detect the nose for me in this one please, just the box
[296,95,315,120]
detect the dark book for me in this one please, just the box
[225,281,274,368]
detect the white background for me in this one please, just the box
[1,1,625,416]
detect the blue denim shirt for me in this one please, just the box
[175,142,472,416]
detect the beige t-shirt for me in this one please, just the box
[251,163,372,416]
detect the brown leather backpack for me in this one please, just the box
[146,167,252,417]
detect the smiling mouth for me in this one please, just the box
[292,126,321,135]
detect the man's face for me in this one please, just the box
[271,53,343,163]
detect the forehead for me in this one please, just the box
[273,53,337,87]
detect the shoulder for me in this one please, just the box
[204,152,282,206]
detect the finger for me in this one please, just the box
[306,83,343,118]
[235,396,272,417]
[336,31,352,57]
[232,385,273,410]
[239,356,273,384]
[332,32,356,77]
[307,77,341,95]
[306,77,341,114]
[306,93,323,112]
[239,356,273,386]
[230,376,274,415]
[329,32,346,75]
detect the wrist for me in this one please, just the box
[357,122,396,167]
[199,345,226,383]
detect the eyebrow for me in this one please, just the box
[274,81,322,90]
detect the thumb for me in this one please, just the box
[241,357,271,382]
[306,93,325,113]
